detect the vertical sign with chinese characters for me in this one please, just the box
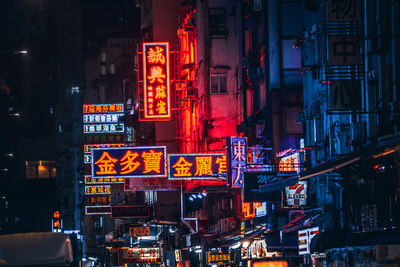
[226,137,248,187]
[143,43,171,120]
[51,210,63,232]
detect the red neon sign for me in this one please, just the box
[143,43,171,120]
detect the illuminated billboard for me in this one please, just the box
[92,146,167,178]
[226,137,248,187]
[84,143,125,163]
[83,113,124,124]
[168,153,226,180]
[143,42,171,120]
[83,123,124,134]
[85,195,111,206]
[84,175,124,184]
[83,103,124,114]
[284,181,307,207]
[119,247,162,264]
[85,185,111,195]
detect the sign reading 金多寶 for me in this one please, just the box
[143,43,171,120]
[92,146,167,178]
[168,153,226,180]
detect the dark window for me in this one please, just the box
[210,74,227,94]
[209,8,227,37]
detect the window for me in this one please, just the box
[208,8,227,37]
[25,160,56,179]
[210,73,227,94]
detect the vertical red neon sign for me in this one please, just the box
[143,42,171,120]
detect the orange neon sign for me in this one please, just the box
[143,43,171,120]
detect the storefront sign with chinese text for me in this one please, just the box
[120,247,162,264]
[83,103,124,114]
[206,251,231,265]
[84,143,125,163]
[285,181,307,207]
[168,153,226,180]
[226,137,248,187]
[84,175,124,184]
[85,185,111,195]
[143,42,170,120]
[85,205,111,215]
[92,146,167,178]
[85,195,111,206]
[129,226,150,237]
[83,113,124,124]
[83,123,124,134]
[51,210,63,232]
[279,152,300,173]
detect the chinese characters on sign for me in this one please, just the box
[226,137,248,187]
[285,181,307,207]
[85,185,111,195]
[83,103,124,134]
[51,210,63,232]
[84,175,124,184]
[143,43,171,120]
[129,226,150,237]
[86,195,111,206]
[120,247,162,264]
[92,146,167,178]
[168,154,227,180]
[206,251,231,265]
[84,143,125,164]
[279,152,300,173]
[328,36,360,65]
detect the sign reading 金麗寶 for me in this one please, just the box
[168,153,227,180]
[92,146,167,178]
[143,42,171,120]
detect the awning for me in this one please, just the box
[281,210,321,234]
[260,138,400,194]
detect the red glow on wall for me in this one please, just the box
[142,42,171,120]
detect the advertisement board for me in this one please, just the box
[120,247,162,264]
[226,137,248,187]
[92,146,167,178]
[142,42,171,120]
[168,153,226,180]
[284,181,307,207]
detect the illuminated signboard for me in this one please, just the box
[84,144,125,163]
[83,123,124,134]
[226,137,248,187]
[206,251,231,265]
[242,201,261,220]
[120,247,162,264]
[168,153,226,180]
[85,205,111,215]
[83,113,123,124]
[83,103,124,114]
[84,175,124,184]
[91,146,167,178]
[279,152,300,173]
[143,42,171,120]
[86,195,111,206]
[285,181,307,207]
[85,185,111,195]
[51,210,63,233]
[129,226,150,237]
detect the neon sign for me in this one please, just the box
[92,146,167,178]
[207,251,232,265]
[279,152,300,173]
[83,103,124,114]
[84,175,124,184]
[85,205,111,215]
[83,113,124,123]
[84,143,125,163]
[85,185,111,195]
[83,123,124,134]
[226,137,248,187]
[120,247,162,264]
[51,210,63,232]
[168,153,226,180]
[85,195,111,205]
[143,43,171,120]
